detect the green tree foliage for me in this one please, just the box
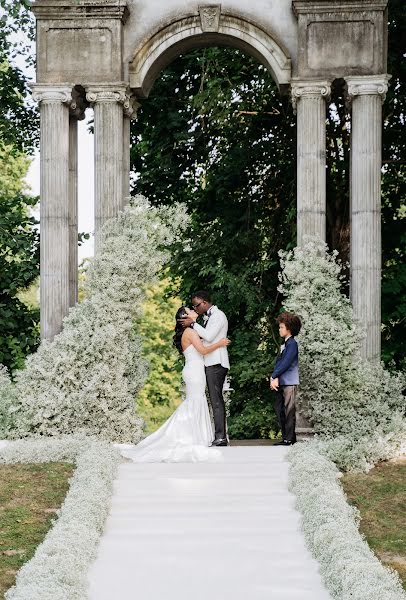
[0,145,39,372]
[0,0,40,372]
[131,48,296,438]
[381,0,406,370]
[135,277,184,433]
[0,0,38,152]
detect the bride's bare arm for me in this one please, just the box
[187,329,229,355]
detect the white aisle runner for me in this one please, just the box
[88,446,332,600]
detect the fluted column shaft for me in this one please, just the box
[291,80,331,244]
[67,95,86,307]
[32,85,72,341]
[122,114,131,203]
[122,97,140,207]
[69,116,78,306]
[86,85,130,243]
[346,75,390,363]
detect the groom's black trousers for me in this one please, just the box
[205,364,228,441]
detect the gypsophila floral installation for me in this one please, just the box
[278,237,406,472]
[280,239,406,598]
[288,443,406,600]
[0,196,188,443]
[0,435,121,600]
[0,365,16,438]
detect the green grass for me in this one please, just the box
[0,462,74,598]
[341,460,406,588]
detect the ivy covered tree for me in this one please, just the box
[0,0,38,153]
[0,0,40,372]
[0,146,39,372]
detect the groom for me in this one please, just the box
[181,290,230,446]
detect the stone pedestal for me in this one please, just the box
[346,75,390,362]
[32,85,72,341]
[291,80,331,245]
[86,85,129,242]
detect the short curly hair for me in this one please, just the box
[276,312,302,337]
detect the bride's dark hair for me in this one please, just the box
[173,306,188,355]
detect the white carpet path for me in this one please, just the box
[88,446,332,600]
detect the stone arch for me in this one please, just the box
[31,0,390,365]
[129,11,292,99]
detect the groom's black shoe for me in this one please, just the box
[211,438,228,447]
[274,440,295,446]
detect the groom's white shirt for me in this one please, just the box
[193,305,230,369]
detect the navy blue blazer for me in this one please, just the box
[271,336,299,385]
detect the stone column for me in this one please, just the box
[86,84,129,242]
[122,112,131,203]
[345,75,390,362]
[122,96,140,206]
[31,84,72,341]
[68,94,87,307]
[68,116,79,307]
[291,80,331,245]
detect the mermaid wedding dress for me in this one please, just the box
[120,345,222,462]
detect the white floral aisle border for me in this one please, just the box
[288,442,406,600]
[0,435,120,600]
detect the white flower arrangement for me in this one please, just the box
[278,237,406,472]
[0,435,120,600]
[0,196,188,443]
[288,442,406,600]
[0,365,16,438]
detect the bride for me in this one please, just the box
[120,306,230,462]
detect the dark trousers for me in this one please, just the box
[205,364,228,440]
[273,385,297,443]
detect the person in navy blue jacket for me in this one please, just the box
[270,312,302,446]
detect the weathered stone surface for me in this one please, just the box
[31,84,73,341]
[31,0,390,361]
[33,0,128,84]
[346,74,390,362]
[68,116,78,308]
[293,0,388,78]
[292,80,331,244]
[124,0,297,77]
[129,12,292,97]
[85,84,129,242]
[122,96,140,204]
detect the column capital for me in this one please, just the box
[290,79,331,113]
[124,95,141,119]
[85,83,129,106]
[345,74,391,104]
[31,83,73,105]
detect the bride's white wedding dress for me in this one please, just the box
[120,344,222,462]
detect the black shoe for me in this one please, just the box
[274,440,294,446]
[211,438,228,447]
